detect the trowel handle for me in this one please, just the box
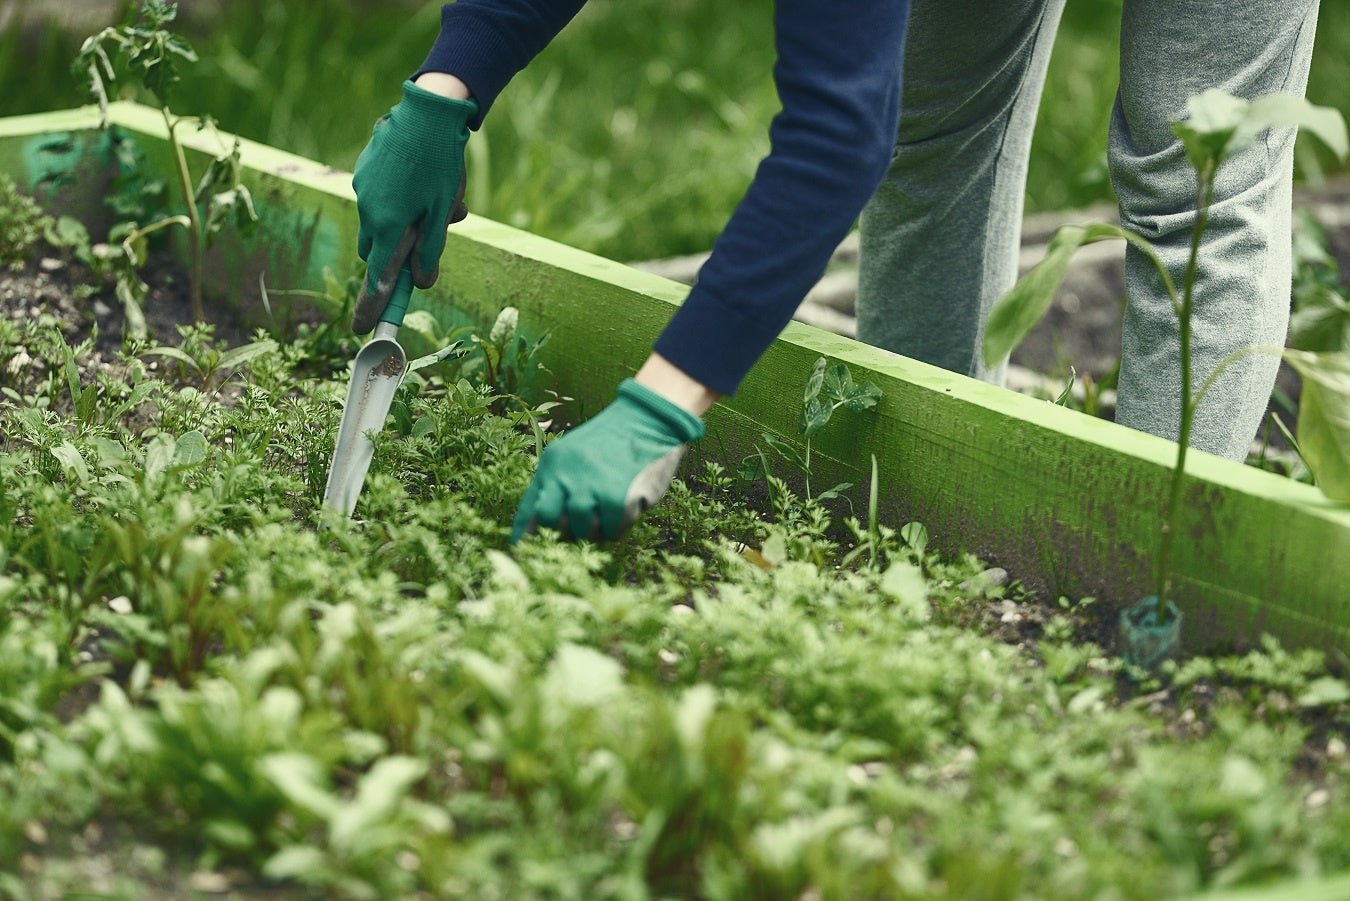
[380,268,415,328]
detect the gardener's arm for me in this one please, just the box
[350,0,588,331]
[513,0,909,542]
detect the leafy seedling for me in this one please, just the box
[982,89,1348,664]
[75,0,258,330]
[747,357,882,503]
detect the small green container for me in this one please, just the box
[1120,595,1183,668]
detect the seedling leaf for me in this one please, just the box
[803,356,826,405]
[801,396,832,437]
[984,224,1125,367]
[216,339,277,372]
[900,521,929,557]
[842,380,882,412]
[762,431,806,471]
[408,340,469,373]
[1247,94,1348,161]
[1298,676,1350,708]
[1281,350,1350,501]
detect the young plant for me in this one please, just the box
[745,356,882,502]
[75,0,258,330]
[982,90,1349,663]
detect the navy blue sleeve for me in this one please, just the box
[654,1,910,395]
[416,0,588,128]
[418,1,910,396]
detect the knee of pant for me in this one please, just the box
[1112,133,1290,244]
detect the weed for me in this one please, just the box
[75,0,257,331]
[0,174,54,270]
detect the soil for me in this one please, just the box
[0,249,252,399]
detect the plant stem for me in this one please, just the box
[163,107,204,322]
[804,437,812,499]
[1156,163,1216,609]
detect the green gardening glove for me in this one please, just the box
[352,80,477,333]
[512,379,706,543]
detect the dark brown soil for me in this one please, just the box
[0,248,252,395]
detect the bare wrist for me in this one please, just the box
[413,72,472,101]
[634,354,719,417]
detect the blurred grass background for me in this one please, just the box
[0,0,1345,262]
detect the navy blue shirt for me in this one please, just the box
[419,1,909,395]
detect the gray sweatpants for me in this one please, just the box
[857,0,1321,461]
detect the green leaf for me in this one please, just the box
[172,429,208,468]
[1281,351,1350,501]
[263,845,327,881]
[879,561,929,621]
[330,756,428,853]
[401,311,441,346]
[488,306,519,345]
[1298,676,1350,707]
[802,356,826,405]
[820,360,854,404]
[762,431,806,471]
[984,224,1124,367]
[215,339,277,373]
[1053,366,1077,406]
[408,340,468,373]
[900,521,929,557]
[842,380,882,412]
[1173,90,1348,172]
[544,644,624,709]
[1172,89,1249,168]
[1247,93,1348,161]
[143,345,201,374]
[800,396,832,437]
[51,442,91,484]
[144,433,176,484]
[815,482,853,501]
[258,752,340,820]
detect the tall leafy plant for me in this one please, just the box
[982,90,1349,664]
[75,0,257,332]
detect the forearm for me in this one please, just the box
[653,0,909,395]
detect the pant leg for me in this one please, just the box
[1111,0,1320,461]
[857,0,1065,383]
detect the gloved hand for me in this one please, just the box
[352,80,477,333]
[512,379,706,542]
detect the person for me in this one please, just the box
[353,0,1320,541]
[856,0,1322,463]
[352,0,910,542]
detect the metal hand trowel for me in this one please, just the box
[323,268,414,516]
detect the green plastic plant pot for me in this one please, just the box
[1120,595,1183,668]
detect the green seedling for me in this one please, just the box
[744,356,882,503]
[75,0,258,332]
[983,89,1349,663]
[142,322,277,392]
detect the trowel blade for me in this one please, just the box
[322,328,407,516]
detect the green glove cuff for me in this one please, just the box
[384,80,478,167]
[615,379,705,444]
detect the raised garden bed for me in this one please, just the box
[1,103,1349,896]
[10,101,1345,652]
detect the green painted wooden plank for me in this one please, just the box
[2,104,1347,653]
[1185,871,1350,901]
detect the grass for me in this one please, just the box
[0,234,1349,895]
[1,0,1347,261]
